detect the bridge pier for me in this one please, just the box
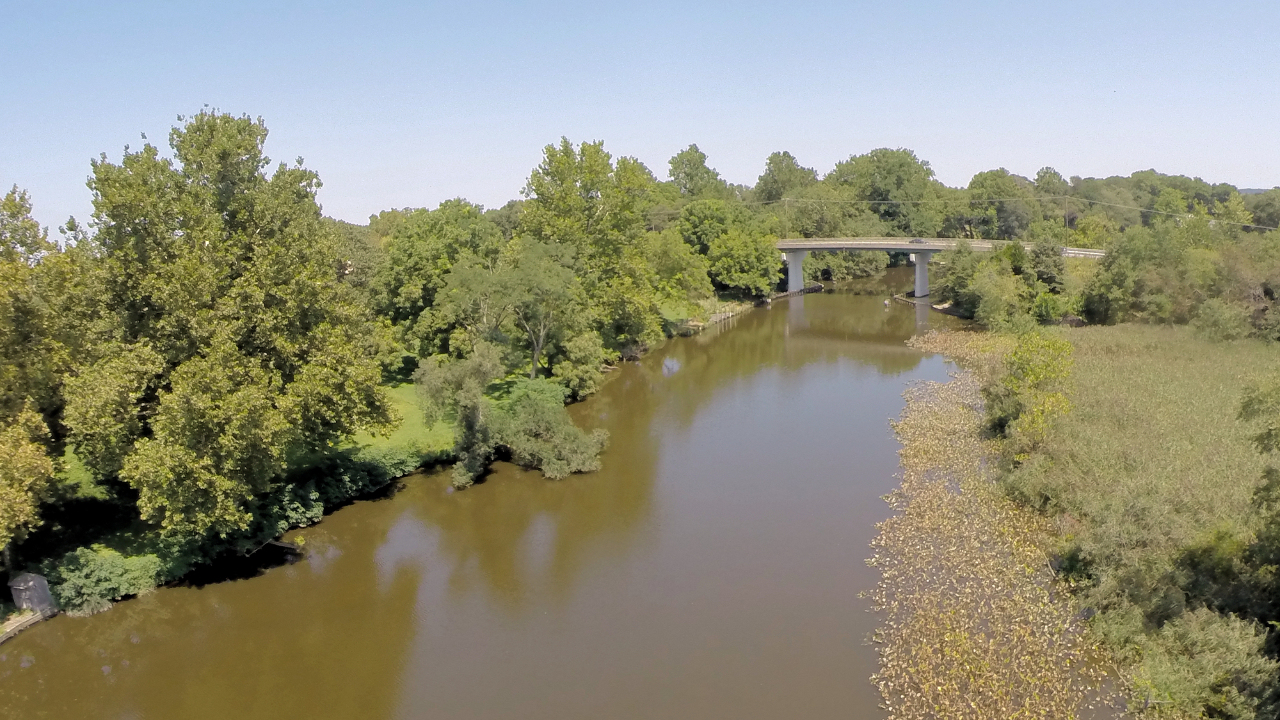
[911,251,933,298]
[785,250,808,293]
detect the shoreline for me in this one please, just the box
[869,331,1120,718]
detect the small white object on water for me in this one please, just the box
[884,299,890,308]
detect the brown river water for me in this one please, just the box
[0,271,965,719]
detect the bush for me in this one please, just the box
[707,228,780,297]
[552,332,616,400]
[982,331,1073,454]
[45,546,162,616]
[493,378,608,479]
[1193,298,1253,342]
[1138,609,1278,720]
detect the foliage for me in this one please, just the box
[60,112,394,536]
[1193,298,1253,342]
[668,144,730,198]
[491,378,609,479]
[707,228,780,297]
[982,331,1073,454]
[995,326,1280,718]
[552,332,616,400]
[676,198,733,254]
[0,406,55,550]
[804,249,889,282]
[754,151,816,203]
[964,169,1042,240]
[45,545,162,616]
[1137,609,1277,719]
[414,342,607,488]
[824,148,944,237]
[370,200,505,357]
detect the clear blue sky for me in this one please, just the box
[3,0,1277,230]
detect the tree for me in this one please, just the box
[416,341,504,487]
[668,144,729,198]
[0,406,54,562]
[755,151,817,203]
[676,199,732,254]
[415,342,607,488]
[707,228,781,297]
[509,241,579,378]
[825,148,944,237]
[552,332,614,400]
[1244,190,1280,231]
[520,138,666,351]
[63,112,395,536]
[0,188,63,561]
[370,200,505,356]
[967,169,1041,240]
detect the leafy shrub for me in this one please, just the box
[493,378,608,479]
[1193,298,1253,342]
[1138,609,1278,720]
[982,330,1073,452]
[553,332,616,400]
[45,546,162,616]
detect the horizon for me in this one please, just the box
[4,0,1278,230]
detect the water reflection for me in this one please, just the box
[0,270,966,720]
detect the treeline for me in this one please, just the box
[4,110,1279,613]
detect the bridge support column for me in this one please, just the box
[911,251,933,298]
[785,250,808,293]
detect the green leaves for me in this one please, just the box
[668,144,730,198]
[63,343,165,479]
[60,112,393,536]
[1240,380,1280,456]
[0,406,55,550]
[707,228,780,298]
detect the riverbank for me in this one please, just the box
[871,330,1119,718]
[0,288,961,719]
[1002,325,1280,718]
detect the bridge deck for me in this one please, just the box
[775,237,1104,259]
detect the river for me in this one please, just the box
[0,270,964,719]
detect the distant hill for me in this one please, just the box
[1240,188,1277,195]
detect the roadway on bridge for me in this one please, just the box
[775,237,1105,259]
[774,237,1105,296]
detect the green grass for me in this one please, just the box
[1006,324,1280,716]
[1013,325,1276,578]
[351,383,455,454]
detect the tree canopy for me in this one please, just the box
[61,112,394,536]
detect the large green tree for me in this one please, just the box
[754,151,817,203]
[825,148,944,237]
[0,188,60,557]
[668,144,729,198]
[519,138,665,351]
[370,200,505,357]
[964,169,1042,240]
[62,112,394,536]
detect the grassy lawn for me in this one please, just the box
[351,383,455,454]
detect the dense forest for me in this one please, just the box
[6,111,1280,715]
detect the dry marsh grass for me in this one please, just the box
[1006,324,1280,717]
[870,332,1116,719]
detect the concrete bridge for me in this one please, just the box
[776,238,1105,297]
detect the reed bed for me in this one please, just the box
[869,332,1116,719]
